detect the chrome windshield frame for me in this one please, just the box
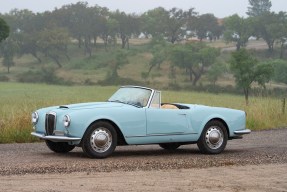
[119,85,158,108]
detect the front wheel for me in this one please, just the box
[45,140,75,153]
[82,121,117,158]
[197,120,228,154]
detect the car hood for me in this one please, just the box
[58,102,124,110]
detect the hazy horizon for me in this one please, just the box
[0,0,286,18]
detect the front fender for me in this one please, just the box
[66,107,147,140]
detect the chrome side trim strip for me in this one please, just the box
[125,133,196,138]
[31,132,81,142]
[234,129,251,135]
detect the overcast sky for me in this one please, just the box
[0,0,286,18]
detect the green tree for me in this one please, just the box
[169,45,194,82]
[54,2,107,56]
[111,50,129,79]
[147,36,168,74]
[0,17,9,42]
[37,27,70,68]
[165,8,191,43]
[0,37,18,73]
[207,62,227,86]
[247,0,272,17]
[140,7,169,38]
[141,7,197,43]
[253,12,284,53]
[230,49,273,105]
[196,46,221,85]
[111,11,140,49]
[194,14,219,41]
[275,12,287,59]
[272,59,287,84]
[224,14,253,51]
[55,2,88,49]
[88,6,110,48]
[101,17,119,51]
[6,9,43,63]
[170,43,220,86]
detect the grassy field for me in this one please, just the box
[0,82,286,143]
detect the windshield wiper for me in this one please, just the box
[126,102,142,108]
[108,100,142,108]
[108,100,126,104]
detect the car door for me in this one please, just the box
[146,108,189,135]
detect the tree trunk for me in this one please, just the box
[126,37,129,50]
[121,36,124,49]
[65,53,70,61]
[111,65,119,79]
[192,74,201,86]
[94,35,97,47]
[84,36,92,57]
[50,55,62,68]
[31,52,42,63]
[267,40,274,53]
[121,35,126,49]
[148,64,154,75]
[102,35,108,51]
[191,65,204,86]
[77,36,82,48]
[244,88,249,105]
[189,67,193,82]
[236,42,241,51]
[280,42,284,59]
[171,36,176,44]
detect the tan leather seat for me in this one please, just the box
[161,104,179,109]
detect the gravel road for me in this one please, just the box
[1,128,287,175]
[0,128,287,192]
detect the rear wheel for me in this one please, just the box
[82,121,117,158]
[159,143,181,150]
[45,140,75,153]
[197,120,228,154]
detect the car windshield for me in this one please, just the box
[108,87,152,108]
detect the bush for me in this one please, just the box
[0,75,9,82]
[169,84,287,97]
[17,67,72,85]
[83,78,96,85]
[98,71,143,86]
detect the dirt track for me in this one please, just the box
[0,128,287,192]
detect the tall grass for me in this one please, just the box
[0,82,286,143]
[0,83,116,143]
[163,90,287,130]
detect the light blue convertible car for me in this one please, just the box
[31,85,250,158]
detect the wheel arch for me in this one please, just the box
[81,119,127,146]
[206,118,230,137]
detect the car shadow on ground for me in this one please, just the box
[40,145,247,159]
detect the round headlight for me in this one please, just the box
[63,115,71,127]
[32,112,39,125]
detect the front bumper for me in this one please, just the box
[234,129,251,135]
[31,132,81,142]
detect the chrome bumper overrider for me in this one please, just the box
[234,129,251,135]
[31,132,81,142]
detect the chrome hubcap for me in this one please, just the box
[205,126,223,149]
[90,127,112,153]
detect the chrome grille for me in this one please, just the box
[45,112,56,135]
